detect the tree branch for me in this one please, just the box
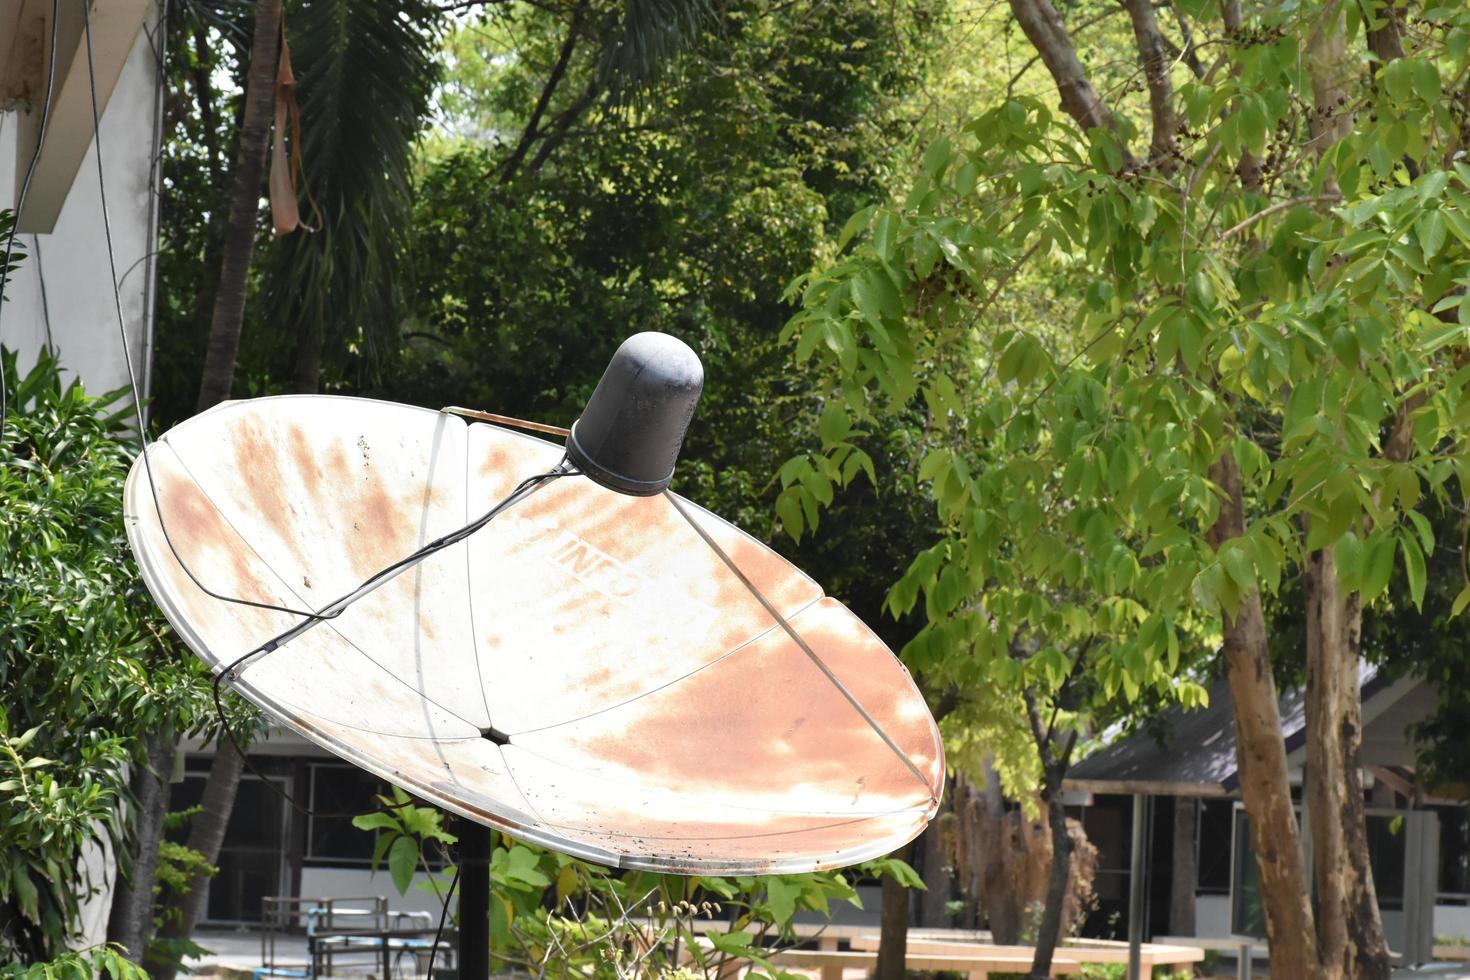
[1006,5,1125,99]
[1007,0,1137,169]
[1123,0,1178,168]
[1218,192,1341,241]
[1169,2,1205,79]
[524,76,602,176]
[1220,0,1262,191]
[499,0,588,184]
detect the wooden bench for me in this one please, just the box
[765,946,1087,980]
[1155,935,1268,980]
[747,935,1203,980]
[850,934,1205,969]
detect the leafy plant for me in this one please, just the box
[353,793,917,979]
[0,347,214,962]
[0,945,151,979]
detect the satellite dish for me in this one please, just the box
[124,334,943,875]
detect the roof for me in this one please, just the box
[1064,662,1414,798]
[2,0,152,232]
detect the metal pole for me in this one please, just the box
[1127,793,1149,980]
[459,821,491,980]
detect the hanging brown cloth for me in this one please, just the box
[269,12,319,235]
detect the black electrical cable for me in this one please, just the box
[207,464,571,820]
[32,236,52,355]
[79,0,575,825]
[80,0,333,624]
[426,863,461,979]
[0,0,61,446]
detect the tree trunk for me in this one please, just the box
[1300,7,1392,976]
[1028,740,1075,980]
[875,840,914,980]
[148,740,245,980]
[195,0,283,411]
[1220,0,1261,190]
[977,765,1022,939]
[1169,798,1198,937]
[106,732,175,963]
[1208,451,1320,978]
[1121,0,1176,167]
[1306,549,1392,980]
[165,3,279,964]
[1306,0,1354,183]
[1006,0,1130,157]
[917,796,954,927]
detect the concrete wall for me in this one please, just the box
[1436,904,1470,942]
[297,867,450,922]
[0,4,158,408]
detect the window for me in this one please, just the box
[1365,812,1407,911]
[1438,806,1470,905]
[1196,800,1232,895]
[306,763,388,865]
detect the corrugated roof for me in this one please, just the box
[1066,662,1385,798]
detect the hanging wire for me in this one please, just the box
[204,465,572,818]
[31,236,53,354]
[79,0,578,819]
[425,864,461,979]
[79,2,339,625]
[0,0,61,444]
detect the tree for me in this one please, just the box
[194,0,284,411]
[781,1,1470,977]
[256,0,440,395]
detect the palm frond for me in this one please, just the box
[598,0,718,95]
[260,0,442,387]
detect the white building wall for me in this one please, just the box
[0,5,158,407]
[297,867,451,922]
[1436,904,1470,942]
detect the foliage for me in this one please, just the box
[0,209,25,301]
[354,792,918,979]
[0,348,213,961]
[0,945,151,979]
[782,0,1470,779]
[381,0,948,643]
[255,0,442,391]
[143,808,217,971]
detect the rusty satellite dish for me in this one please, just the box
[124,333,943,875]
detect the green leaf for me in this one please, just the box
[921,137,953,179]
[775,488,804,541]
[351,812,400,833]
[1220,543,1254,591]
[11,864,38,920]
[1384,58,1411,101]
[1360,528,1397,600]
[1453,584,1470,617]
[818,402,851,445]
[1418,211,1447,261]
[836,206,873,252]
[1401,532,1426,610]
[765,877,801,924]
[1407,509,1435,554]
[1411,58,1442,102]
[387,834,418,895]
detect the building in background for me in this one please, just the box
[0,0,161,402]
[1067,667,1467,965]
